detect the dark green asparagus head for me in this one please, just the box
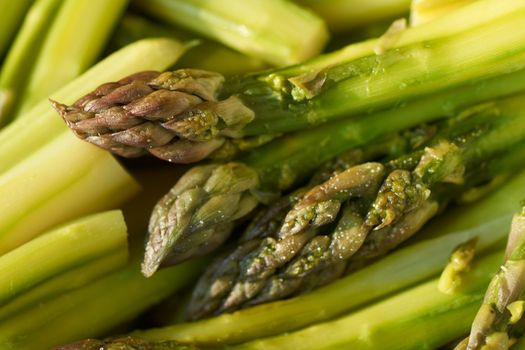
[51,69,254,164]
[142,162,260,277]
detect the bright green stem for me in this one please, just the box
[241,1,525,135]
[0,248,127,322]
[232,251,502,350]
[135,168,525,345]
[111,14,267,76]
[0,0,33,59]
[0,132,140,253]
[15,0,128,116]
[132,0,329,66]
[0,260,204,350]
[0,38,188,175]
[241,68,525,192]
[0,0,62,126]
[297,0,411,32]
[410,0,478,26]
[0,210,128,305]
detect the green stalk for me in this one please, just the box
[410,0,478,26]
[111,14,267,76]
[0,0,63,126]
[135,167,525,345]
[15,0,128,115]
[0,0,33,59]
[0,132,140,253]
[0,38,188,175]
[0,260,204,350]
[132,0,329,66]
[0,210,128,304]
[242,69,525,192]
[0,248,127,322]
[232,251,502,350]
[297,0,411,32]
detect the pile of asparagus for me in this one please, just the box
[3,0,525,349]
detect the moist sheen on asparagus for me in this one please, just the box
[186,96,525,319]
[51,0,525,164]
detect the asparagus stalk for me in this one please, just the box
[0,210,128,305]
[297,0,411,32]
[0,131,140,253]
[187,96,525,316]
[230,250,502,350]
[111,14,267,76]
[14,0,128,116]
[0,38,188,175]
[410,0,478,26]
[141,62,525,276]
[54,0,525,163]
[457,207,525,350]
[0,260,204,350]
[132,0,329,66]
[0,0,63,126]
[0,0,33,60]
[133,166,525,345]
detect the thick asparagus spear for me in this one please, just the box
[53,0,525,163]
[131,167,525,346]
[456,207,525,350]
[111,14,267,76]
[186,96,525,317]
[131,0,329,66]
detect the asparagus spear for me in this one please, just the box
[53,0,525,163]
[0,0,33,60]
[410,0,477,26]
[111,14,267,77]
[297,0,411,32]
[0,260,204,350]
[132,166,525,346]
[0,0,63,125]
[186,96,525,317]
[14,0,128,116]
[456,207,525,350]
[131,0,329,66]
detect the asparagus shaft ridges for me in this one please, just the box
[51,69,255,163]
[142,162,259,277]
[187,140,464,319]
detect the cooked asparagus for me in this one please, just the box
[53,0,525,163]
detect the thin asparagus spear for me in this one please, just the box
[187,96,525,316]
[111,14,267,76]
[141,63,525,276]
[132,0,329,66]
[297,0,411,32]
[0,0,33,60]
[54,0,525,163]
[457,207,525,350]
[0,0,63,126]
[14,0,128,116]
[133,167,525,346]
[0,260,204,350]
[0,38,188,175]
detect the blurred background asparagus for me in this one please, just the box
[2,0,525,349]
